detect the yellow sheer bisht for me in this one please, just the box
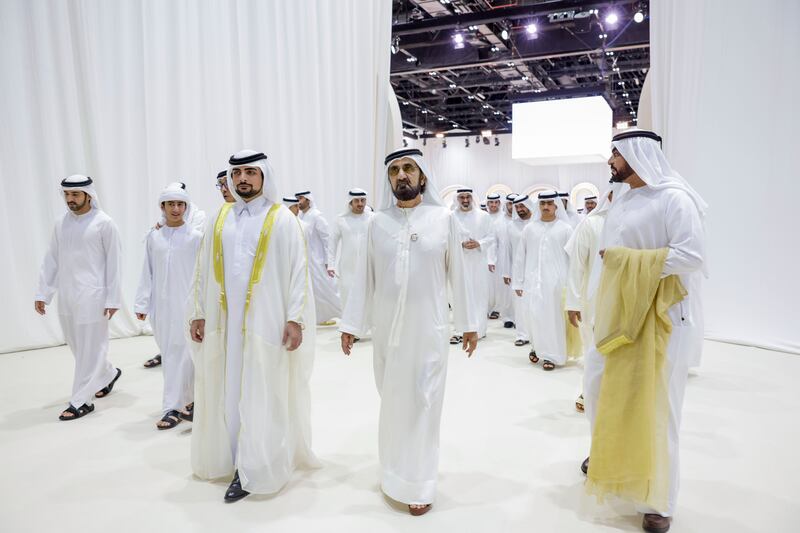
[585,246,686,513]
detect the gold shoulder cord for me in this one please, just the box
[242,203,281,332]
[213,203,234,313]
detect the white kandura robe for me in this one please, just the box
[565,214,606,353]
[326,210,374,314]
[512,219,573,365]
[35,208,122,408]
[340,204,478,505]
[584,186,704,516]
[487,212,512,319]
[190,197,318,494]
[453,207,495,337]
[505,216,530,340]
[300,207,342,322]
[135,223,201,414]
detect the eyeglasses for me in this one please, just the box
[216,180,228,190]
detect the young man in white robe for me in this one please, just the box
[582,130,706,532]
[295,189,342,325]
[449,188,494,343]
[506,194,534,346]
[143,181,209,370]
[499,193,518,329]
[485,193,507,321]
[583,195,598,214]
[326,188,374,321]
[135,184,202,429]
[339,148,479,516]
[566,189,612,411]
[189,150,318,503]
[35,175,123,421]
[512,191,574,370]
[558,191,583,228]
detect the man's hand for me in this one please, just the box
[488,264,496,273]
[515,289,523,297]
[462,331,478,357]
[104,308,118,320]
[154,221,163,230]
[34,301,46,316]
[462,239,480,250]
[341,332,355,356]
[568,310,582,328]
[283,321,303,351]
[136,313,147,321]
[190,319,205,343]
[503,276,511,286]
[327,268,336,278]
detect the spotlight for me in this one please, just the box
[435,133,444,138]
[428,71,437,76]
[605,12,619,25]
[491,46,499,52]
[438,116,445,121]
[507,62,516,67]
[493,111,501,115]
[406,56,416,63]
[501,29,509,40]
[481,129,492,137]
[507,119,513,124]
[494,137,499,146]
[633,11,644,23]
[453,32,464,49]
[449,83,457,89]
[526,23,537,34]
[522,75,529,81]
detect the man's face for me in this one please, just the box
[539,200,556,220]
[514,202,531,220]
[505,201,514,215]
[350,197,367,214]
[217,177,234,202]
[487,199,501,213]
[388,157,426,201]
[288,204,300,216]
[297,196,310,210]
[64,190,89,212]
[457,192,473,211]
[608,147,635,183]
[584,199,597,213]
[231,166,263,198]
[162,200,187,224]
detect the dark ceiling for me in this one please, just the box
[391,0,649,138]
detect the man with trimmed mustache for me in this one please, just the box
[339,148,479,516]
[35,175,123,421]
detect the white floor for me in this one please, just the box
[0,320,797,533]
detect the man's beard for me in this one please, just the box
[392,181,422,201]
[67,200,87,212]
[237,183,262,198]
[610,162,634,183]
[460,203,471,211]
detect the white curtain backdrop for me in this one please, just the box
[648,0,799,353]
[0,0,394,354]
[411,135,610,202]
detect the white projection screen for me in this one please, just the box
[512,96,612,165]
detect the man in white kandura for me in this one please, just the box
[449,188,494,344]
[499,193,518,329]
[485,193,507,322]
[557,191,583,228]
[566,189,613,412]
[512,191,575,370]
[295,189,342,325]
[142,181,207,370]
[326,188,374,321]
[35,175,122,421]
[582,130,706,533]
[505,194,534,346]
[189,150,318,503]
[135,184,202,430]
[339,147,479,516]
